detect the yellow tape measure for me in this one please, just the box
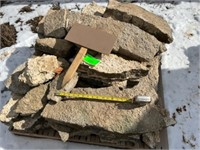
[56,91,132,103]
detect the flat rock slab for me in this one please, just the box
[104,0,173,43]
[42,101,172,134]
[75,56,160,104]
[14,84,48,116]
[19,55,59,87]
[35,38,73,58]
[78,54,148,82]
[43,9,165,61]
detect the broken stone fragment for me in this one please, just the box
[78,54,148,83]
[82,2,106,16]
[0,94,22,124]
[49,123,71,142]
[19,55,60,87]
[44,9,68,38]
[12,113,41,131]
[4,62,31,95]
[104,0,173,43]
[43,9,165,61]
[142,131,160,148]
[14,84,48,116]
[35,38,73,58]
[42,99,175,134]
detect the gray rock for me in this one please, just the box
[65,11,165,61]
[4,63,31,95]
[82,2,106,16]
[14,84,48,116]
[42,101,173,134]
[104,0,173,43]
[35,38,73,58]
[0,94,22,124]
[142,132,160,148]
[44,9,68,38]
[78,54,148,83]
[19,55,60,87]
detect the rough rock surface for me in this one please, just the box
[42,101,174,134]
[78,54,148,83]
[14,84,48,116]
[0,94,22,124]
[66,11,165,61]
[35,38,73,58]
[42,9,165,61]
[19,55,59,86]
[82,2,106,16]
[74,56,161,104]
[104,0,173,43]
[44,9,68,38]
[4,63,31,95]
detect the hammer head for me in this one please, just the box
[65,23,117,54]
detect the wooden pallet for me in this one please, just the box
[10,127,147,149]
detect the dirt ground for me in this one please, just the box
[0,23,17,49]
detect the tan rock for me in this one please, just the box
[66,11,165,61]
[42,101,173,134]
[35,38,73,58]
[14,84,48,116]
[43,9,165,61]
[104,0,173,43]
[78,54,148,83]
[19,55,59,86]
[44,9,68,38]
[0,94,22,124]
[82,2,106,16]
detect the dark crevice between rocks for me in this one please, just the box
[0,23,17,49]
[75,77,110,88]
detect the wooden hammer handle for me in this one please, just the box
[61,47,87,88]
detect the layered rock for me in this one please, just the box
[82,2,106,16]
[19,55,60,86]
[104,0,173,43]
[42,9,165,61]
[78,54,149,84]
[35,38,73,58]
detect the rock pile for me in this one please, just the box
[0,1,175,148]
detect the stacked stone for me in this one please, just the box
[0,1,175,148]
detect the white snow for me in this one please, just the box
[0,1,199,149]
